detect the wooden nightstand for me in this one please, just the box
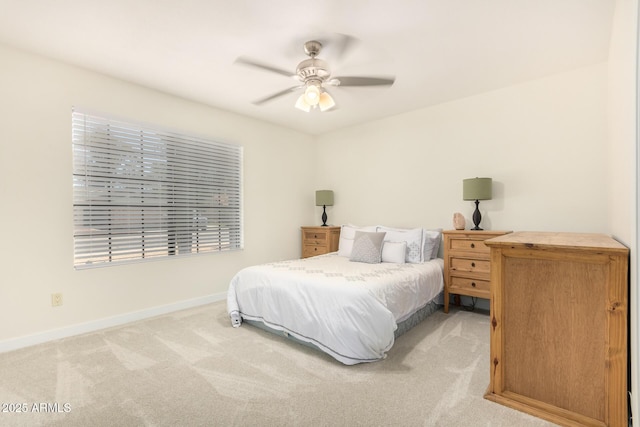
[301,226,340,258]
[443,230,510,313]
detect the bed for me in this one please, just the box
[226,225,444,365]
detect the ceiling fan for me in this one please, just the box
[235,38,395,112]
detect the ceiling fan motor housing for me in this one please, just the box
[296,58,331,83]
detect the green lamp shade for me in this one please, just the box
[315,190,334,206]
[463,178,492,201]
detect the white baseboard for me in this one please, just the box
[0,292,227,354]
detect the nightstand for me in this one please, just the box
[301,226,341,258]
[443,230,510,313]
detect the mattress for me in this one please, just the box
[227,253,444,365]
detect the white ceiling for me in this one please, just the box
[0,0,615,136]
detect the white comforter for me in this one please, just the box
[227,253,444,365]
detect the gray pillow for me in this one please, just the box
[350,231,387,264]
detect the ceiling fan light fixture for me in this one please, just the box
[295,94,311,112]
[319,91,335,112]
[303,84,320,106]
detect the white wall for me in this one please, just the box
[607,0,639,421]
[316,63,609,235]
[0,43,315,346]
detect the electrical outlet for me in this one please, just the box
[51,293,63,307]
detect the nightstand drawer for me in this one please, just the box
[305,239,326,246]
[304,231,328,242]
[448,238,490,255]
[450,257,490,274]
[449,276,490,293]
[303,245,328,258]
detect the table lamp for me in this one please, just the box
[315,190,334,226]
[463,178,492,230]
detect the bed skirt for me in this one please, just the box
[394,296,442,338]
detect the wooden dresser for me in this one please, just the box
[484,231,629,427]
[443,230,511,313]
[301,226,340,258]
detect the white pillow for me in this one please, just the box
[349,231,386,264]
[423,228,443,259]
[381,241,407,263]
[338,224,377,257]
[376,226,424,263]
[337,238,354,257]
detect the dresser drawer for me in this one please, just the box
[449,276,490,293]
[450,257,490,274]
[448,238,490,255]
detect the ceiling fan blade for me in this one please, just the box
[253,86,302,105]
[331,76,396,87]
[235,57,295,78]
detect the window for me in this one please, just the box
[72,110,243,269]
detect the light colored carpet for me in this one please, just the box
[0,302,556,426]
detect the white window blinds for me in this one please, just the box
[72,110,243,269]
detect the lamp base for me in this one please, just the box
[321,205,328,226]
[471,200,483,230]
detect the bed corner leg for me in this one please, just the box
[230,311,242,328]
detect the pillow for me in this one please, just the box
[338,224,377,257]
[381,241,407,263]
[340,224,377,239]
[337,238,354,257]
[376,226,424,263]
[349,231,386,264]
[423,228,443,259]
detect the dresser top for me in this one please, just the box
[484,231,628,254]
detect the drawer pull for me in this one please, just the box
[314,247,318,251]
[470,243,475,249]
[314,234,318,238]
[471,262,476,268]
[471,282,476,287]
